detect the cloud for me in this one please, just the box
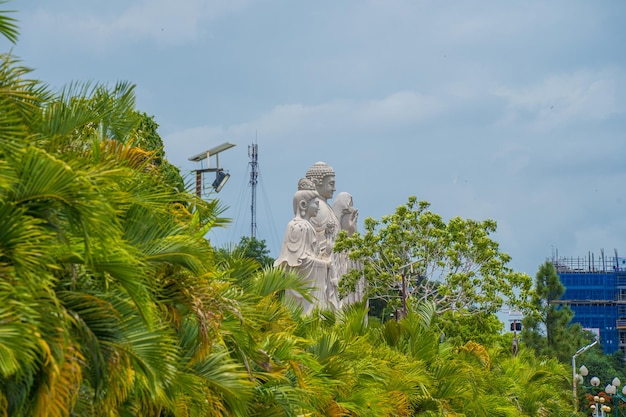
[24,0,254,49]
[249,91,444,140]
[165,90,443,154]
[493,69,625,130]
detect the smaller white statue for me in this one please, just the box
[274,180,330,315]
[332,192,358,237]
[332,192,365,306]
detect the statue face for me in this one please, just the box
[317,175,335,200]
[306,198,320,218]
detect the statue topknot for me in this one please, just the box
[305,161,335,185]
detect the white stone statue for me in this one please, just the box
[332,192,365,306]
[274,180,330,315]
[332,192,358,237]
[305,162,341,309]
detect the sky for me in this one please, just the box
[7,0,626,279]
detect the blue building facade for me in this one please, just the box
[551,254,626,355]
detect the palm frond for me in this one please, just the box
[192,348,255,417]
[251,266,315,302]
[0,202,55,277]
[37,81,139,143]
[0,281,42,377]
[0,54,50,139]
[0,2,18,44]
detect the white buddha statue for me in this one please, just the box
[274,179,330,315]
[304,162,341,309]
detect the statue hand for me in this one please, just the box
[349,211,358,228]
[325,220,336,236]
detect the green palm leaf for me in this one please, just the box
[0,1,18,44]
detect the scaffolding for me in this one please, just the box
[549,249,626,273]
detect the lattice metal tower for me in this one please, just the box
[248,143,258,238]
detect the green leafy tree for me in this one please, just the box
[521,261,592,363]
[436,310,505,347]
[131,111,185,192]
[335,196,533,317]
[235,236,275,268]
[216,236,275,272]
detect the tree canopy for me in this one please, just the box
[218,236,275,269]
[335,196,534,316]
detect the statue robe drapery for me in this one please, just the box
[308,200,341,309]
[274,217,328,315]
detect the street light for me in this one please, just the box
[573,340,598,411]
[188,142,236,196]
[211,170,230,193]
[580,365,589,378]
[584,373,626,417]
[604,377,626,417]
[590,394,611,417]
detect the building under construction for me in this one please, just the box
[549,250,626,355]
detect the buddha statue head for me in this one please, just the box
[305,161,336,201]
[293,178,320,218]
[298,177,316,191]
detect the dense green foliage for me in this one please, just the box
[335,196,534,316]
[132,111,186,192]
[218,236,275,270]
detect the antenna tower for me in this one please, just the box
[248,143,258,238]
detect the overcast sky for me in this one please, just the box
[8,0,626,278]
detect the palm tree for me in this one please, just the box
[0,42,251,414]
[490,346,575,417]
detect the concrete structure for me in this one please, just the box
[550,251,626,355]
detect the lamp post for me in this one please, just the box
[603,377,626,417]
[583,374,625,417]
[590,394,611,417]
[573,340,598,411]
[590,375,610,416]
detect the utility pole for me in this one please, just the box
[248,143,258,239]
